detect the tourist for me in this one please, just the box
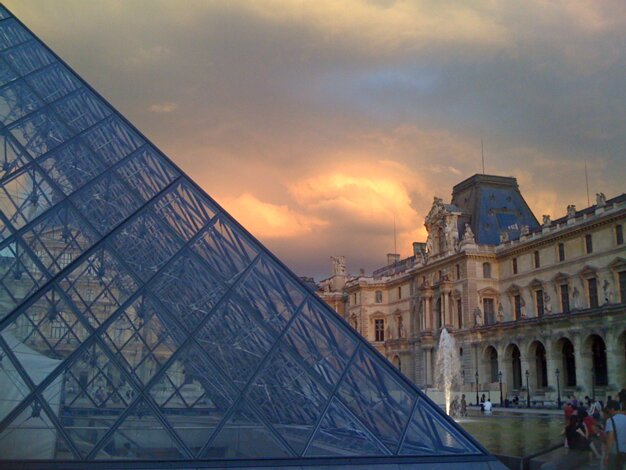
[607,395,620,411]
[589,398,603,421]
[580,410,601,459]
[483,398,492,415]
[585,395,592,408]
[562,414,593,467]
[571,395,579,408]
[619,388,626,412]
[460,394,467,417]
[564,402,575,423]
[603,402,626,470]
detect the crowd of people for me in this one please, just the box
[559,390,626,469]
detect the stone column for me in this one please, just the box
[574,334,592,397]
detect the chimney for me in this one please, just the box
[387,253,400,265]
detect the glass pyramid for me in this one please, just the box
[0,5,495,467]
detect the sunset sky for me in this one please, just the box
[6,1,626,279]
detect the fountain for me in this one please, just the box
[435,328,462,416]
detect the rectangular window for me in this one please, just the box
[50,319,67,339]
[457,299,463,328]
[585,234,593,254]
[374,319,385,342]
[456,264,461,280]
[588,278,598,308]
[514,294,521,320]
[512,257,518,275]
[483,298,494,325]
[536,289,544,317]
[375,291,383,303]
[398,286,402,300]
[352,293,357,305]
[534,251,540,269]
[558,243,565,262]
[616,225,624,245]
[560,284,569,313]
[619,271,626,303]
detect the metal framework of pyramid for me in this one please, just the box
[0,5,498,468]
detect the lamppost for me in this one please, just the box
[555,368,561,409]
[525,370,530,408]
[591,367,596,400]
[475,371,479,406]
[498,370,503,407]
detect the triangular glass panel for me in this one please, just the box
[0,131,31,181]
[150,246,228,332]
[102,294,185,385]
[18,200,99,276]
[110,209,184,281]
[40,340,139,458]
[0,340,31,422]
[337,347,415,453]
[190,215,258,285]
[0,164,63,234]
[305,397,390,457]
[246,344,330,455]
[1,285,90,385]
[70,170,143,236]
[0,397,75,459]
[283,299,357,389]
[152,180,216,241]
[94,399,187,460]
[0,239,48,318]
[201,402,292,459]
[233,255,305,334]
[148,342,234,456]
[114,147,179,202]
[195,294,276,388]
[400,399,481,455]
[37,140,106,196]
[0,7,491,465]
[57,246,139,328]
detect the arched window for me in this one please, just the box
[590,335,608,386]
[435,298,442,330]
[483,262,492,279]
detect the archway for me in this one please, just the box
[483,346,498,382]
[588,335,608,386]
[505,344,522,390]
[554,338,576,387]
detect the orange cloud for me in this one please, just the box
[221,193,327,239]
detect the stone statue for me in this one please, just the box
[520,296,526,318]
[497,303,504,322]
[330,256,346,276]
[544,292,552,314]
[542,214,551,226]
[473,307,483,326]
[521,224,530,235]
[419,248,428,265]
[567,205,576,218]
[500,232,509,243]
[462,224,475,244]
[596,192,607,207]
[603,280,612,304]
[426,234,434,255]
[445,220,459,251]
[572,286,580,309]
[398,317,405,338]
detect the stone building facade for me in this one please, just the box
[318,174,626,404]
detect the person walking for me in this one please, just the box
[603,402,626,470]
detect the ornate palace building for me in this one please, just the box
[318,174,626,404]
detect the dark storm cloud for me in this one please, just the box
[6,0,625,279]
